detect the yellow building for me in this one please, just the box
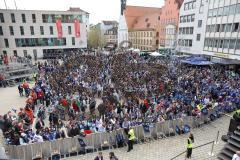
[129,28,157,51]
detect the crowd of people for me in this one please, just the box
[0,51,239,147]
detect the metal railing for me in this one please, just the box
[170,140,215,160]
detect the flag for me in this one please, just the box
[56,19,62,38]
[74,19,80,38]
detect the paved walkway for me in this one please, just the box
[64,116,230,160]
[0,86,26,114]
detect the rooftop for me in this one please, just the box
[124,5,161,30]
[0,7,89,14]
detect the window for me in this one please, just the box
[218,7,223,17]
[220,24,226,32]
[0,26,3,35]
[237,4,240,14]
[213,8,218,17]
[216,24,220,32]
[196,34,201,41]
[23,50,27,57]
[4,39,9,48]
[225,24,232,32]
[20,26,24,35]
[187,15,191,22]
[191,14,195,22]
[32,14,36,23]
[21,14,26,23]
[204,38,209,47]
[236,39,240,49]
[15,38,67,47]
[0,13,4,23]
[11,13,15,23]
[229,39,236,49]
[9,26,14,35]
[229,5,236,15]
[72,37,75,45]
[49,26,53,35]
[184,3,189,10]
[189,40,192,47]
[232,23,239,32]
[208,10,213,17]
[198,20,202,28]
[40,26,44,35]
[68,26,72,34]
[219,39,223,48]
[190,27,194,34]
[180,16,183,23]
[214,39,218,48]
[223,6,229,16]
[30,26,34,35]
[223,39,229,48]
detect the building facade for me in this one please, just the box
[104,27,118,45]
[158,0,183,49]
[165,24,177,49]
[0,8,89,59]
[203,0,240,60]
[177,0,208,55]
[177,0,240,61]
[124,6,161,50]
[129,28,156,51]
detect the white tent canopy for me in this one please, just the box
[128,48,135,51]
[133,49,140,53]
[150,51,162,56]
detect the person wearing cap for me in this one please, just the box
[232,151,240,160]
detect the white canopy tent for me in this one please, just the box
[133,49,140,53]
[150,51,162,57]
[128,48,135,51]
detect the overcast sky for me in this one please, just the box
[0,0,164,24]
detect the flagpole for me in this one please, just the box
[14,0,18,10]
[4,0,7,9]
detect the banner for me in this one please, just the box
[56,19,62,38]
[74,19,80,38]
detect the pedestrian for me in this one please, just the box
[94,152,104,160]
[232,151,240,160]
[109,152,118,160]
[18,84,24,97]
[186,133,194,159]
[127,127,135,152]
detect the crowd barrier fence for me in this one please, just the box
[5,112,217,160]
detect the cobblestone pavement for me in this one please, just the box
[64,116,230,160]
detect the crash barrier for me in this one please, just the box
[5,112,219,159]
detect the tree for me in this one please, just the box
[87,27,106,49]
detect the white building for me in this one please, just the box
[0,8,89,59]
[203,0,240,61]
[177,0,240,62]
[177,0,208,55]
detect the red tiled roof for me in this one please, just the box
[124,5,161,29]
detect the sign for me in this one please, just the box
[56,19,62,38]
[74,19,80,38]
